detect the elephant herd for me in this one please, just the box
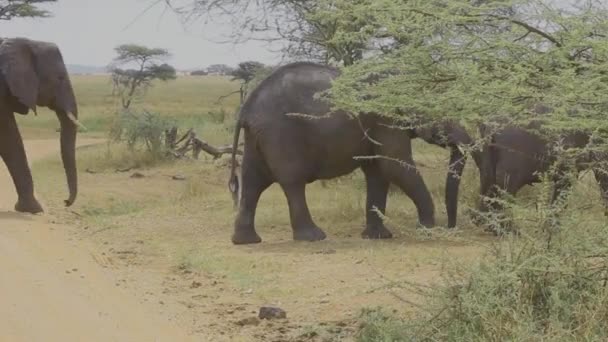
[226,62,608,244]
[1,38,606,245]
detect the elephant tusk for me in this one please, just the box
[66,112,87,131]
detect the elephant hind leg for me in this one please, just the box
[232,141,272,245]
[0,112,43,214]
[279,182,326,242]
[361,163,392,239]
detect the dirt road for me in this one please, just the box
[0,139,194,342]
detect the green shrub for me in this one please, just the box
[357,178,608,341]
[109,109,175,156]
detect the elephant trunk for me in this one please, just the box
[56,110,78,206]
[445,146,466,228]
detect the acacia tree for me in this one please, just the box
[327,1,608,339]
[110,44,177,109]
[230,61,267,103]
[328,0,608,132]
[0,0,56,20]
[164,0,375,65]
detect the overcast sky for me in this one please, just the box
[0,0,280,69]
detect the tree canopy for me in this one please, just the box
[110,44,177,109]
[164,0,371,65]
[0,0,56,20]
[166,0,608,150]
[230,61,271,103]
[325,1,608,143]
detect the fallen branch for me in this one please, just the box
[215,90,241,104]
[165,126,243,160]
[193,138,243,159]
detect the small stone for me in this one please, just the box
[171,175,187,181]
[244,289,253,295]
[190,281,202,289]
[236,317,260,326]
[258,306,287,320]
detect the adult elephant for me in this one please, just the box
[474,120,608,224]
[0,37,81,214]
[227,62,473,245]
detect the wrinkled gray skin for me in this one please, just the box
[228,62,472,244]
[474,122,608,223]
[0,37,79,214]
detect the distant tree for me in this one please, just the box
[230,61,266,103]
[206,64,233,75]
[190,69,208,76]
[109,44,177,109]
[0,0,56,20]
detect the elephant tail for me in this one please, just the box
[228,113,243,208]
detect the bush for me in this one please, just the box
[357,180,608,341]
[109,109,175,156]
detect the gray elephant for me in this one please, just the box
[227,62,473,244]
[0,37,81,214]
[473,120,608,225]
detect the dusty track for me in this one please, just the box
[0,139,193,342]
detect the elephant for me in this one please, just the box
[0,37,81,214]
[227,62,474,245]
[473,120,608,226]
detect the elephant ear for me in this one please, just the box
[0,38,39,112]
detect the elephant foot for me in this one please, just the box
[361,226,393,239]
[293,226,326,242]
[417,218,435,229]
[15,198,44,214]
[232,229,262,245]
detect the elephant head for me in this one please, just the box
[0,37,80,207]
[413,120,474,228]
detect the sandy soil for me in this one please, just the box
[0,139,195,342]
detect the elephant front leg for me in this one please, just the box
[0,112,43,214]
[280,183,326,242]
[361,164,392,239]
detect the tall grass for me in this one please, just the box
[17,75,241,142]
[357,179,608,341]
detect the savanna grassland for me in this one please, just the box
[19,76,608,341]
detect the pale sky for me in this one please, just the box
[0,0,281,69]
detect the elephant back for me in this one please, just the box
[239,62,340,126]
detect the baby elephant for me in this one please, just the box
[227,62,470,244]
